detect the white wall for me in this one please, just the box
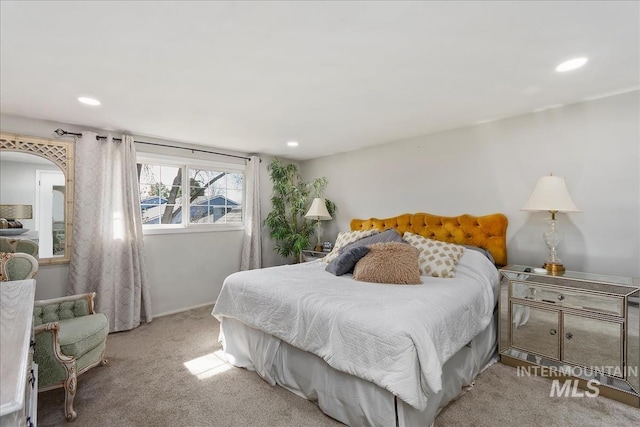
[5,89,635,314]
[142,230,243,314]
[301,91,640,277]
[0,113,290,315]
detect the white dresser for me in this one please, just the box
[0,279,37,427]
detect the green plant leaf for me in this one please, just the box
[264,158,336,263]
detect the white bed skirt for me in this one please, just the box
[218,312,498,427]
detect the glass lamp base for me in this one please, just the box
[543,217,565,275]
[315,221,323,253]
[543,262,565,275]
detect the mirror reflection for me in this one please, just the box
[0,151,66,258]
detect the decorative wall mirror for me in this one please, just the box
[0,133,74,265]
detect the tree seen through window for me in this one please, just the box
[138,163,243,226]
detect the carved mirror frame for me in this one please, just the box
[0,133,74,265]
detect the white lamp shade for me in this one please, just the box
[305,198,332,220]
[521,175,580,212]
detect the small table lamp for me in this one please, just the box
[305,198,332,252]
[521,174,580,274]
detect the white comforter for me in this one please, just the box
[212,249,499,411]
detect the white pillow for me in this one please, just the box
[323,229,379,263]
[402,232,465,278]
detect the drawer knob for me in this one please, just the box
[566,332,574,340]
[557,294,565,301]
[549,329,557,335]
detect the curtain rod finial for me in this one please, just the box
[53,128,83,138]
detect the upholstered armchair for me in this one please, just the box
[33,293,109,421]
[0,236,39,257]
[0,251,38,280]
[0,242,109,421]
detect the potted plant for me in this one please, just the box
[264,158,336,263]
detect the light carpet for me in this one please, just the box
[37,306,639,426]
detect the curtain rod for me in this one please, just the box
[54,128,256,161]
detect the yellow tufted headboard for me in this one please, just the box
[350,212,508,266]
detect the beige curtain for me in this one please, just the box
[69,132,152,332]
[240,156,261,270]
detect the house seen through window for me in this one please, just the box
[137,156,244,231]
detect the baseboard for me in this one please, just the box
[154,301,215,318]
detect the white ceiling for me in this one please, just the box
[1,1,638,161]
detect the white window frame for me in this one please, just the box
[137,152,246,235]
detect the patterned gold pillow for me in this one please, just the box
[323,229,380,263]
[402,232,466,278]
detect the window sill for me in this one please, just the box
[142,225,244,235]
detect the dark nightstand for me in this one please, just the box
[302,250,327,262]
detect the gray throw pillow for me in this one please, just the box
[463,245,495,265]
[339,229,403,254]
[326,246,370,276]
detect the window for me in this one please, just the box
[137,154,245,233]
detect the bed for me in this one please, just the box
[212,212,508,426]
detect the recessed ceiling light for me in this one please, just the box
[286,141,299,147]
[555,57,588,72]
[78,96,101,106]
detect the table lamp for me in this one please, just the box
[521,174,580,274]
[305,198,332,252]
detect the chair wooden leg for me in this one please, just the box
[63,363,77,421]
[100,348,109,366]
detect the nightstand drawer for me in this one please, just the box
[512,280,624,316]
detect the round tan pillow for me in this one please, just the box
[353,242,422,285]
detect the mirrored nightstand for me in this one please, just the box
[499,265,640,407]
